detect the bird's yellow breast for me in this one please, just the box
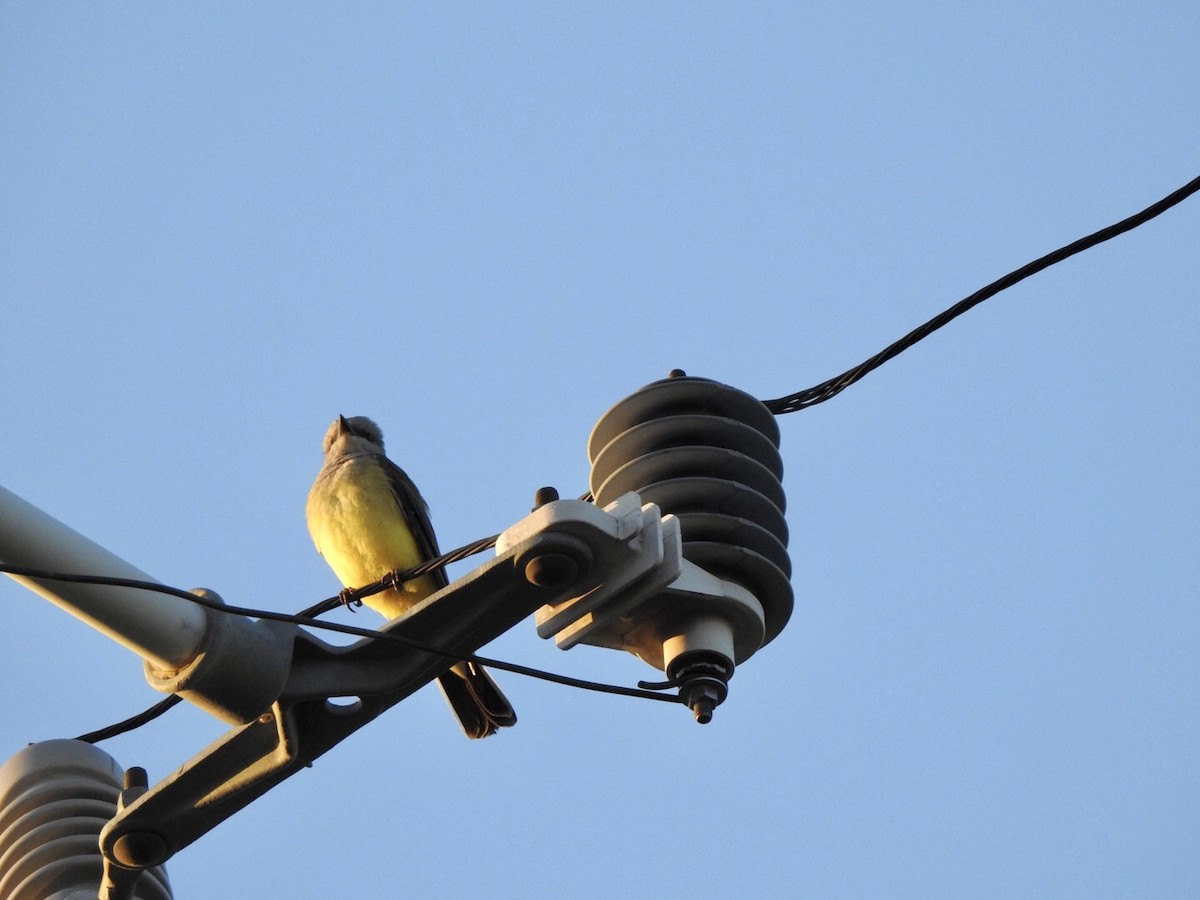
[306,457,441,618]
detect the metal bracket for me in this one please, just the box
[99,501,660,871]
[531,493,768,723]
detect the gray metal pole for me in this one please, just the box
[0,485,208,670]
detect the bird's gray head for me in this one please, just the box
[322,415,385,454]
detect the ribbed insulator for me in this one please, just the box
[0,740,172,900]
[588,373,792,644]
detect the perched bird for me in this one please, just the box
[306,414,516,738]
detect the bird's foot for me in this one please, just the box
[338,588,363,612]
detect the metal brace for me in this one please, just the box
[99,497,670,871]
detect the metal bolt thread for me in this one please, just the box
[533,486,560,509]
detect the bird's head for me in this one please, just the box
[322,415,385,454]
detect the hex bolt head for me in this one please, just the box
[686,684,721,724]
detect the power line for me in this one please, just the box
[2,552,681,743]
[76,695,181,743]
[762,173,1200,414]
[297,532,501,618]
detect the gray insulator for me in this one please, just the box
[588,374,793,645]
[0,740,172,900]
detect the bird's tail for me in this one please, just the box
[437,662,517,739]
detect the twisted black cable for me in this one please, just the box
[298,533,501,618]
[762,174,1200,413]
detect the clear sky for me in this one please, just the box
[2,4,1197,898]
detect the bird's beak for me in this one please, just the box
[337,414,349,436]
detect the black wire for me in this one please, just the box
[762,173,1200,414]
[469,655,679,704]
[0,559,447,651]
[75,695,182,743]
[298,533,501,618]
[16,535,508,741]
[67,527,650,741]
[3,553,681,742]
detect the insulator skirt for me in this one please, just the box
[589,375,792,643]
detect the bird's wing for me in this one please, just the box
[381,456,449,589]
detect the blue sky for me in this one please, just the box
[2,4,1197,897]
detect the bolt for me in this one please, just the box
[670,652,732,725]
[112,830,168,869]
[668,368,687,378]
[683,682,722,724]
[524,552,578,588]
[532,486,560,510]
[118,766,150,813]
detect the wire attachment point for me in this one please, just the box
[636,676,681,691]
[669,653,733,724]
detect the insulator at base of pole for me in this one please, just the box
[0,740,172,900]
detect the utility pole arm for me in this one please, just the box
[98,498,660,872]
[0,485,293,724]
[0,485,208,670]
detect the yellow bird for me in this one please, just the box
[306,415,516,738]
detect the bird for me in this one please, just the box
[306,414,516,738]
